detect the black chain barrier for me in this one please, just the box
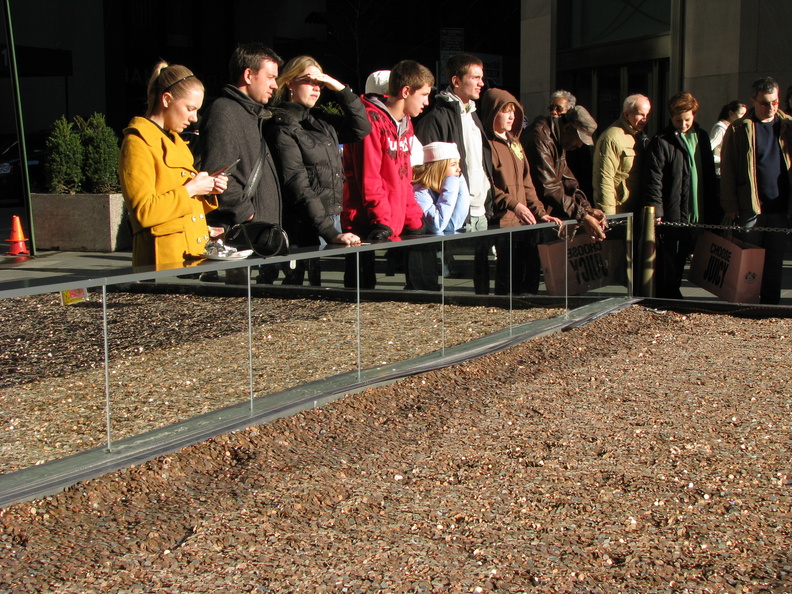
[656,220,792,234]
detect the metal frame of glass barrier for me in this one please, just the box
[0,214,633,491]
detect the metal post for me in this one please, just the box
[640,206,656,297]
[2,0,35,254]
[625,213,634,296]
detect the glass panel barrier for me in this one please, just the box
[0,286,108,474]
[0,214,633,482]
[248,259,360,402]
[103,281,254,443]
[440,229,514,348]
[355,241,445,370]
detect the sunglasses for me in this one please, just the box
[548,104,565,113]
[294,76,322,86]
[756,100,779,107]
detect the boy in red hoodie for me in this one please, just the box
[342,59,433,288]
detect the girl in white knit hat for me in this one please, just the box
[412,141,471,234]
[404,141,471,291]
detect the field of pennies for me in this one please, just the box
[0,292,790,593]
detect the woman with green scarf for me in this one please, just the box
[642,91,718,299]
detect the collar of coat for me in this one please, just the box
[123,117,194,171]
[438,88,478,115]
[222,84,274,120]
[123,116,175,147]
[618,114,646,137]
[272,101,311,123]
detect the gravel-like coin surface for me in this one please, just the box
[1,296,790,593]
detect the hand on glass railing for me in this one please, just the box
[367,224,393,242]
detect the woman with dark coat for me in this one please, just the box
[266,55,370,285]
[643,91,718,299]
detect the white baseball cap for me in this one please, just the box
[365,70,390,95]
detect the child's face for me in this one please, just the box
[445,158,461,177]
[404,84,432,118]
[493,107,515,134]
[671,110,695,134]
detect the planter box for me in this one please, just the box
[31,193,132,252]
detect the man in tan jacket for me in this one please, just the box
[593,94,651,215]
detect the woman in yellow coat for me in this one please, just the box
[119,62,227,268]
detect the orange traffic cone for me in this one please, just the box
[6,215,30,256]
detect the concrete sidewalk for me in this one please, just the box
[3,203,791,304]
[4,244,792,306]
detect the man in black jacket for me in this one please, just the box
[415,54,494,294]
[196,43,283,283]
[197,44,283,230]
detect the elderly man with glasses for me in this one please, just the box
[523,91,608,241]
[721,76,792,304]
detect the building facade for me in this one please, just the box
[521,0,792,137]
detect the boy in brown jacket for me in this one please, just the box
[481,88,561,294]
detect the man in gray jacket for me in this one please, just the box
[197,43,283,231]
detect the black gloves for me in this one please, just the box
[368,224,393,242]
[402,222,427,236]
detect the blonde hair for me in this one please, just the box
[413,159,454,194]
[274,55,323,105]
[145,61,203,116]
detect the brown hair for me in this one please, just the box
[145,61,203,116]
[445,53,483,84]
[228,42,283,84]
[388,60,434,97]
[668,91,700,116]
[412,159,454,194]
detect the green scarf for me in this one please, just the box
[680,130,700,223]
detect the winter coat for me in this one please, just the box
[592,115,647,215]
[523,115,592,221]
[709,119,728,177]
[266,87,371,246]
[195,84,281,228]
[414,89,494,218]
[119,116,217,268]
[642,122,718,223]
[480,88,547,228]
[720,109,792,218]
[413,175,471,234]
[341,95,425,237]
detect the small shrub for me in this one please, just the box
[79,113,120,193]
[44,116,83,193]
[318,101,343,116]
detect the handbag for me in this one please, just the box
[225,222,289,257]
[222,128,289,257]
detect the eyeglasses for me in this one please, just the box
[756,100,779,107]
[548,104,565,113]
